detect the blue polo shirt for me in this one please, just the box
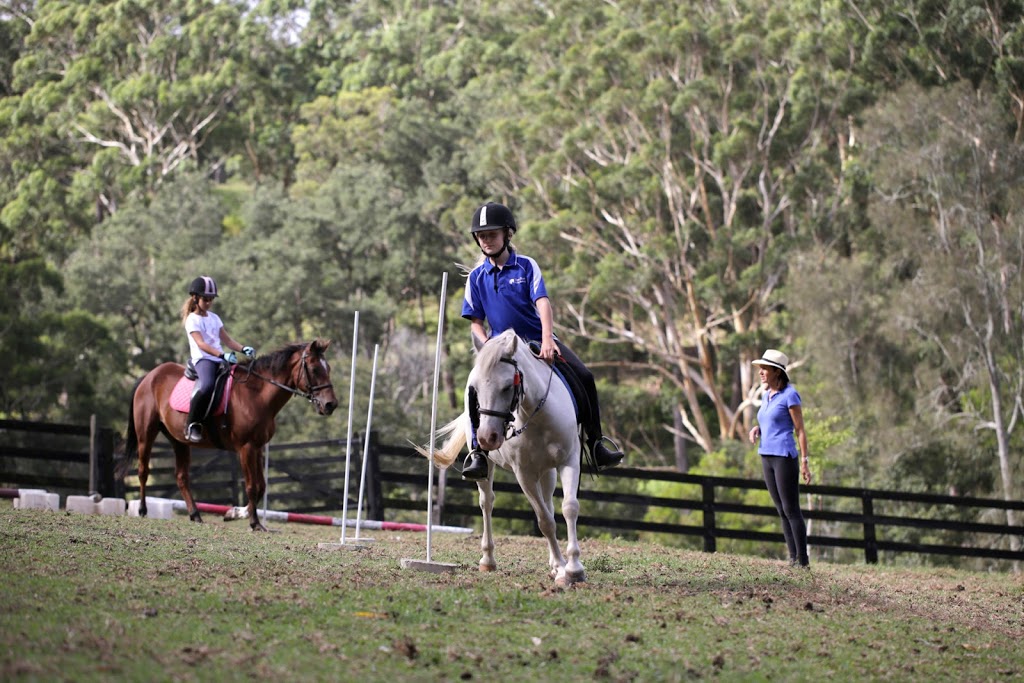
[756,384,802,458]
[462,249,549,341]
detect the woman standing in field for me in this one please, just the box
[748,349,812,567]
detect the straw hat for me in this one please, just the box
[751,349,789,374]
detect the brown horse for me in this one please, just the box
[121,339,338,530]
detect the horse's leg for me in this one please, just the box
[137,448,150,519]
[171,441,202,523]
[515,467,567,583]
[558,460,585,584]
[239,445,268,532]
[134,402,163,519]
[477,475,497,571]
[535,467,563,578]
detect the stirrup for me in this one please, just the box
[185,423,203,443]
[461,449,489,481]
[592,437,624,470]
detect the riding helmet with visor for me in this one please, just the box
[188,276,218,299]
[470,202,517,235]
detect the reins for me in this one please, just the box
[477,353,556,440]
[238,346,333,407]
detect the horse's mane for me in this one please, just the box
[475,330,520,373]
[250,340,322,376]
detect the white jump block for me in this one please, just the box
[66,495,98,515]
[127,497,174,519]
[98,498,126,516]
[14,490,60,511]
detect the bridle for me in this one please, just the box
[240,345,333,410]
[476,354,555,440]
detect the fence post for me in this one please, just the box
[89,415,98,494]
[862,492,878,564]
[702,479,717,553]
[365,431,384,521]
[95,426,117,497]
[230,450,241,506]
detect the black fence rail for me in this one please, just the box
[2,420,1021,566]
[0,419,118,497]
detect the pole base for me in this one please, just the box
[399,558,460,573]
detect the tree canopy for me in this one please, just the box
[2,0,1022,514]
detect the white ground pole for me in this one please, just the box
[352,343,380,543]
[317,310,362,551]
[401,272,459,573]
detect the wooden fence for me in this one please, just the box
[2,419,1022,565]
[0,418,119,497]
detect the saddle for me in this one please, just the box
[169,360,235,418]
[526,342,593,430]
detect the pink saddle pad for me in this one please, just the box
[169,372,233,415]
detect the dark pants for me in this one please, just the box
[761,455,808,564]
[189,358,219,421]
[554,340,604,445]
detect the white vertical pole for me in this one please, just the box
[339,310,359,544]
[426,272,448,561]
[355,344,380,540]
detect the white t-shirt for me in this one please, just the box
[185,311,224,362]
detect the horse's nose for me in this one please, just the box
[322,400,338,416]
[477,427,503,451]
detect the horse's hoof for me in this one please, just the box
[479,563,496,572]
[555,570,586,587]
[566,571,587,584]
[189,512,203,523]
[250,523,268,532]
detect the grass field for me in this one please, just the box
[1,503,1021,682]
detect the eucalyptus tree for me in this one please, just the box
[285,0,529,430]
[5,0,243,225]
[472,0,864,460]
[0,255,121,422]
[858,83,1023,543]
[63,173,230,372]
[847,0,1024,138]
[1,0,303,421]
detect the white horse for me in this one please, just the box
[421,329,585,586]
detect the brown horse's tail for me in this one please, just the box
[116,378,143,480]
[412,413,467,469]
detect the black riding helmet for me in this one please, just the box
[471,202,517,257]
[188,276,218,298]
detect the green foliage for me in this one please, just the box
[0,256,122,420]
[2,0,1023,507]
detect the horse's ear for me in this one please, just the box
[505,332,518,356]
[314,338,332,355]
[472,332,485,353]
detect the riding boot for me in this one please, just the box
[184,401,203,443]
[462,448,489,481]
[591,438,624,471]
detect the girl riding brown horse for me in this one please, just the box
[121,339,338,530]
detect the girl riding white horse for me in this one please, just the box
[423,329,586,585]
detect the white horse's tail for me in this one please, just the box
[411,413,467,469]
